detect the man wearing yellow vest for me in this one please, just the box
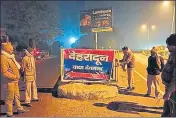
[1,42,25,117]
[21,49,39,107]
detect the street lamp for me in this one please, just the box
[141,24,156,50]
[163,1,169,6]
[163,1,175,34]
[69,37,77,44]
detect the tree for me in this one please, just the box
[1,1,63,44]
[51,41,62,56]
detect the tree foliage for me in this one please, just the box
[1,1,63,44]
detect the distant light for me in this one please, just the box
[151,25,156,30]
[69,37,77,44]
[163,1,169,6]
[142,24,147,30]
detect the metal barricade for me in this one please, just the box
[60,47,64,81]
[112,50,120,84]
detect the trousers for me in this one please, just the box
[25,80,38,104]
[146,74,161,97]
[5,82,24,116]
[127,68,134,87]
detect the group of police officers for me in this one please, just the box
[1,38,39,117]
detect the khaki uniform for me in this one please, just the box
[161,52,176,117]
[146,74,160,97]
[121,50,135,88]
[21,52,38,104]
[1,53,24,116]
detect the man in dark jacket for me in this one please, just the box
[144,47,164,98]
[161,33,176,117]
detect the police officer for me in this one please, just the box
[120,46,135,91]
[161,33,176,117]
[21,49,39,107]
[1,42,25,117]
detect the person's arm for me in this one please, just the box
[122,53,133,65]
[21,58,26,72]
[1,60,17,80]
[165,57,176,95]
[147,57,150,70]
[160,56,165,71]
[165,69,176,95]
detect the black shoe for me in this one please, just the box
[25,103,32,107]
[32,99,40,102]
[7,115,13,117]
[144,94,151,97]
[131,87,135,90]
[126,86,131,89]
[18,109,25,114]
[126,86,132,91]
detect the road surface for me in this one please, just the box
[0,53,165,117]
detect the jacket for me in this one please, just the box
[161,52,176,95]
[120,50,135,68]
[21,50,36,81]
[147,55,165,75]
[1,50,20,83]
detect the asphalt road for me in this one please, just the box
[0,53,166,117]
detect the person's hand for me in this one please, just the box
[116,62,120,67]
[163,93,171,101]
[14,75,20,81]
[122,66,126,72]
[123,68,127,72]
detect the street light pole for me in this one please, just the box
[95,32,98,49]
[171,6,175,34]
[147,28,150,50]
[163,1,175,34]
[141,24,156,50]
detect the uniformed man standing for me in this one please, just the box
[161,33,176,117]
[21,49,39,107]
[1,42,25,117]
[120,46,135,91]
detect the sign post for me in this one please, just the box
[95,32,98,49]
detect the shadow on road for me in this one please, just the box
[118,88,155,99]
[0,112,19,116]
[37,76,61,98]
[0,100,5,105]
[93,101,162,115]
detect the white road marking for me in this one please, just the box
[134,70,164,95]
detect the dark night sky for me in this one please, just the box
[57,1,174,50]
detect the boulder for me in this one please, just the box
[57,83,118,100]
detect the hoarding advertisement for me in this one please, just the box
[80,10,92,33]
[62,49,114,82]
[80,8,113,33]
[91,8,113,32]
